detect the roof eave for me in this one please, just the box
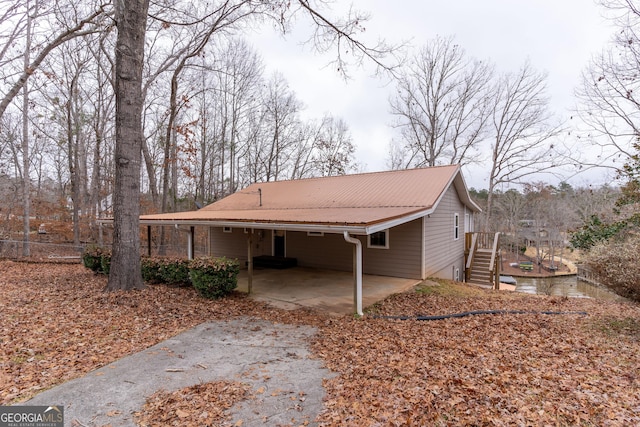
[100,217,370,235]
[365,207,435,234]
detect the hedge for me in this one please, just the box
[84,252,239,299]
[141,257,191,286]
[189,257,239,299]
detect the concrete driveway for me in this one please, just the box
[27,318,334,427]
[236,267,421,315]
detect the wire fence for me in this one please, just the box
[0,239,85,262]
[0,239,209,263]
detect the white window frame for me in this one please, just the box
[453,213,460,240]
[367,229,389,249]
[223,226,232,233]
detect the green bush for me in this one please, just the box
[82,246,110,274]
[141,257,163,283]
[141,257,191,286]
[100,252,111,275]
[189,257,239,299]
[89,253,238,296]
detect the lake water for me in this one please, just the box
[514,275,625,302]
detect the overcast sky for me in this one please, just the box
[248,0,615,189]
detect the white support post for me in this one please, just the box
[187,226,194,260]
[247,229,253,294]
[343,231,363,316]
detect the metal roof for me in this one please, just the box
[140,165,480,234]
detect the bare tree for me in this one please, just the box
[0,1,109,121]
[575,0,640,173]
[310,114,357,177]
[20,0,34,257]
[259,72,303,182]
[483,61,564,231]
[389,36,493,169]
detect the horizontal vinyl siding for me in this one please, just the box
[287,232,353,271]
[210,221,423,279]
[423,186,466,280]
[209,227,271,263]
[362,219,422,279]
[288,222,422,278]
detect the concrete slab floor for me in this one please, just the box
[236,267,421,315]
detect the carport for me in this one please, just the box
[235,267,421,315]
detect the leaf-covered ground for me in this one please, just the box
[1,261,639,426]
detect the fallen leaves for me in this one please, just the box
[313,283,640,426]
[1,260,640,426]
[134,381,250,427]
[0,260,318,404]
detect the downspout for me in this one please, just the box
[188,226,195,260]
[343,231,363,316]
[175,224,194,260]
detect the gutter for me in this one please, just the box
[98,218,369,236]
[343,231,363,316]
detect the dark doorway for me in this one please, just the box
[273,230,285,257]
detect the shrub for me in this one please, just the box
[141,257,192,286]
[158,257,191,286]
[189,257,239,299]
[585,234,640,302]
[100,251,111,276]
[140,257,163,283]
[82,246,110,274]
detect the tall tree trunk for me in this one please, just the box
[67,74,81,246]
[106,0,149,291]
[21,0,32,257]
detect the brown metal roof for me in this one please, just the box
[141,165,479,230]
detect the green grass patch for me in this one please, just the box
[592,316,640,339]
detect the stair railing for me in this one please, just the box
[465,232,478,282]
[488,232,501,289]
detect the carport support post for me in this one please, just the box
[247,230,253,294]
[343,231,363,316]
[147,226,151,256]
[188,226,194,260]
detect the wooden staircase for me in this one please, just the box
[465,233,500,289]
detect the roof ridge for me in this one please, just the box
[247,165,460,186]
[213,205,428,211]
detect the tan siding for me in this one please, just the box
[423,186,466,280]
[287,232,353,271]
[209,227,271,263]
[252,222,423,279]
[362,219,422,279]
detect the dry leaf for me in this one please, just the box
[175,409,189,418]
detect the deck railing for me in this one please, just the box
[577,264,600,286]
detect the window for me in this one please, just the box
[453,213,459,240]
[368,230,389,249]
[307,231,324,237]
[223,226,232,233]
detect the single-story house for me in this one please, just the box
[140,165,481,315]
